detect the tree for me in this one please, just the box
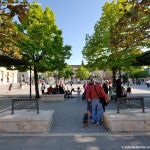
[0,15,22,58]
[63,65,74,80]
[17,3,71,97]
[0,0,28,58]
[0,1,29,89]
[82,0,142,87]
[128,68,149,79]
[76,66,90,80]
[0,0,28,21]
[81,60,84,66]
[111,0,150,50]
[56,65,73,82]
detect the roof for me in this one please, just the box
[70,65,81,68]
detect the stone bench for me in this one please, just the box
[41,94,64,101]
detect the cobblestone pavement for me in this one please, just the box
[0,84,150,150]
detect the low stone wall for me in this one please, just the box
[41,94,64,101]
[0,110,54,133]
[104,110,150,132]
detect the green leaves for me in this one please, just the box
[18,2,71,72]
[83,0,144,72]
[58,65,74,79]
[0,15,22,58]
[76,66,90,80]
[111,0,150,49]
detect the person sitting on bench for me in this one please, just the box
[47,85,53,94]
[64,88,74,98]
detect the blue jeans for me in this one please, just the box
[92,99,103,123]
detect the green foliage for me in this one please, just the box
[82,0,145,72]
[0,0,28,21]
[63,65,74,79]
[83,0,126,70]
[17,3,71,72]
[57,65,73,79]
[129,69,149,78]
[0,0,28,65]
[14,2,71,97]
[0,15,22,58]
[76,66,90,80]
[112,0,150,49]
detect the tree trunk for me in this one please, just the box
[112,67,117,89]
[34,65,40,98]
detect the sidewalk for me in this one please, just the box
[0,84,150,150]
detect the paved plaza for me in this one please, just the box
[0,84,150,150]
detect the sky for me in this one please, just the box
[31,0,111,65]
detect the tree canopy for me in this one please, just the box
[0,15,22,58]
[76,66,90,80]
[82,0,148,86]
[18,3,71,72]
[0,0,28,58]
[111,0,150,50]
[16,3,71,97]
[83,0,142,71]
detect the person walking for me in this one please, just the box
[7,83,12,94]
[87,80,108,124]
[41,83,45,95]
[102,80,109,94]
[115,79,126,98]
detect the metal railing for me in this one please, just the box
[117,96,145,114]
[12,98,39,114]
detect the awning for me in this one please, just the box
[136,51,150,65]
[0,55,28,66]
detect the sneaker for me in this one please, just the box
[96,122,100,125]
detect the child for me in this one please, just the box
[77,87,81,100]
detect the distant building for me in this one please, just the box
[0,67,35,84]
[0,67,17,84]
[70,65,80,71]
[17,71,34,83]
[69,65,81,82]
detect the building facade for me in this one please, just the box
[0,67,17,84]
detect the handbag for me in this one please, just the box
[94,85,108,106]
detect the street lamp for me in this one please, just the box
[29,60,32,99]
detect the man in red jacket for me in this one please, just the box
[86,81,108,124]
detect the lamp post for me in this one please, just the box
[29,60,32,99]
